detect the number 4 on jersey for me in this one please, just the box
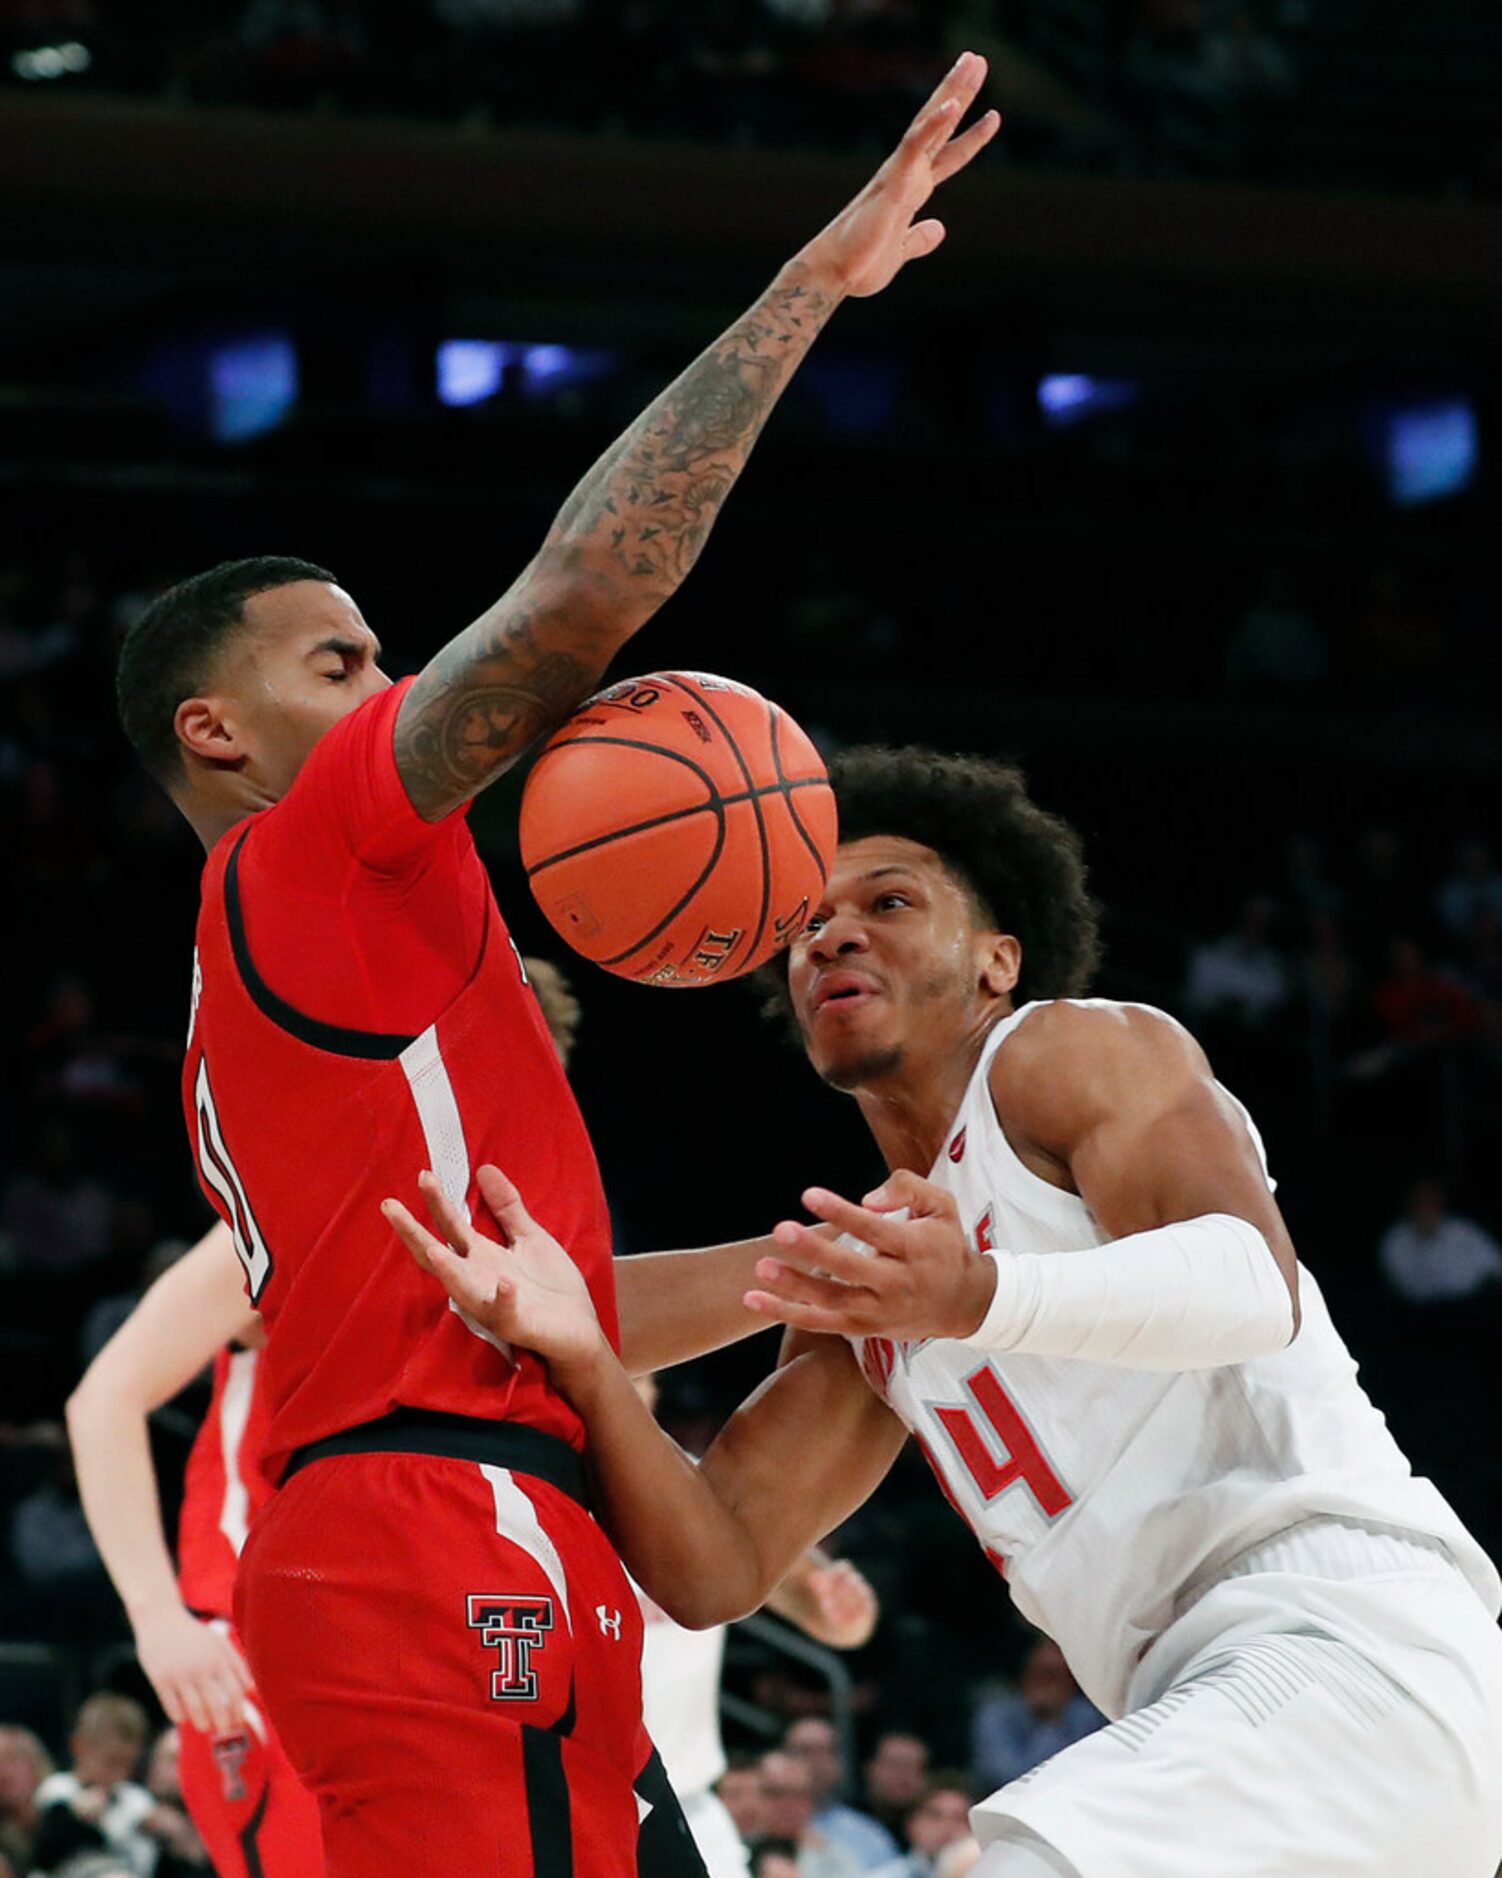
[193,1057,273,1301]
[933,1363,1072,1518]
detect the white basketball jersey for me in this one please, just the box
[851,999,1502,1719]
[638,1583,728,1799]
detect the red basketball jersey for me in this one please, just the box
[177,1346,272,1619]
[182,680,618,1485]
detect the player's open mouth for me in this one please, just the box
[812,971,880,1014]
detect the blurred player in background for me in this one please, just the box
[635,1372,880,1878]
[66,1232,317,1878]
[110,59,997,1876]
[390,746,1502,1878]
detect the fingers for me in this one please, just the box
[859,1169,957,1219]
[416,1169,472,1248]
[753,1255,872,1315]
[381,1196,446,1274]
[771,1218,890,1287]
[911,48,988,138]
[476,1162,532,1245]
[798,1186,921,1253]
[903,219,946,264]
[743,1290,863,1336]
[931,107,1002,185]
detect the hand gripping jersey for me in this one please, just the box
[852,999,1502,1719]
[177,1346,271,1619]
[182,680,618,1484]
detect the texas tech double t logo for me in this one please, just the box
[467,1594,554,1701]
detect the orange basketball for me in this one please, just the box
[519,671,836,987]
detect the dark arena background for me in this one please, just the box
[2,4,1501,1871]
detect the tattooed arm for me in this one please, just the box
[393,52,998,821]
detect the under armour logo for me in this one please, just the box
[596,1605,623,1640]
[467,1593,554,1700]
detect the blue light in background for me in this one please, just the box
[1384,400,1478,506]
[437,340,616,407]
[209,334,298,442]
[438,340,517,406]
[1037,374,1139,427]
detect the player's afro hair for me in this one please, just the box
[116,555,338,788]
[760,743,1103,1022]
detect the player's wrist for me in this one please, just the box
[953,1247,1002,1340]
[778,248,850,313]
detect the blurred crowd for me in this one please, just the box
[3,0,1501,193]
[0,1643,1099,1878]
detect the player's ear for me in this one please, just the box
[978,931,1021,999]
[175,695,251,769]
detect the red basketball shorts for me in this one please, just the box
[177,1642,325,1878]
[235,1431,671,1877]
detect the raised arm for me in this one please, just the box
[384,1168,906,1626]
[66,1222,261,1734]
[392,55,999,820]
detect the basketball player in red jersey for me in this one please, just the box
[67,1232,322,1878]
[110,67,996,1874]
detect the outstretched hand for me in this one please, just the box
[382,1165,605,1374]
[802,51,1000,299]
[744,1170,997,1343]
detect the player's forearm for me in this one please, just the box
[393,258,843,820]
[556,1340,773,1628]
[65,1386,183,1628]
[615,1238,780,1376]
[541,256,843,617]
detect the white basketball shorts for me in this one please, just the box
[971,1520,1502,1876]
[680,1787,751,1878]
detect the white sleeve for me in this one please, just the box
[972,1213,1295,1371]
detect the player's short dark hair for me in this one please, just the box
[760,743,1102,1023]
[116,555,337,788]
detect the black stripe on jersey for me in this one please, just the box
[634,1747,711,1878]
[225,829,417,1059]
[521,1726,573,1878]
[237,1779,270,1878]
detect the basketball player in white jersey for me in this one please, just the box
[634,1374,880,1878]
[386,745,1502,1877]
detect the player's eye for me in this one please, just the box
[802,913,828,936]
[873,892,910,912]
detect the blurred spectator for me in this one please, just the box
[0,1725,53,1874]
[1348,564,1448,695]
[783,1719,897,1869]
[0,1120,114,1276]
[140,1731,209,1876]
[9,1441,108,1594]
[969,1638,1103,1793]
[1370,939,1479,1050]
[717,1754,770,1843]
[933,1842,981,1878]
[1283,834,1342,922]
[869,1773,974,1877]
[751,1842,804,1878]
[31,1695,153,1878]
[1436,842,1502,941]
[862,1732,929,1840]
[1223,569,1328,695]
[1377,1179,1502,1306]
[1343,828,1413,972]
[1183,897,1289,1026]
[758,1750,863,1878]
[1455,910,1502,1007]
